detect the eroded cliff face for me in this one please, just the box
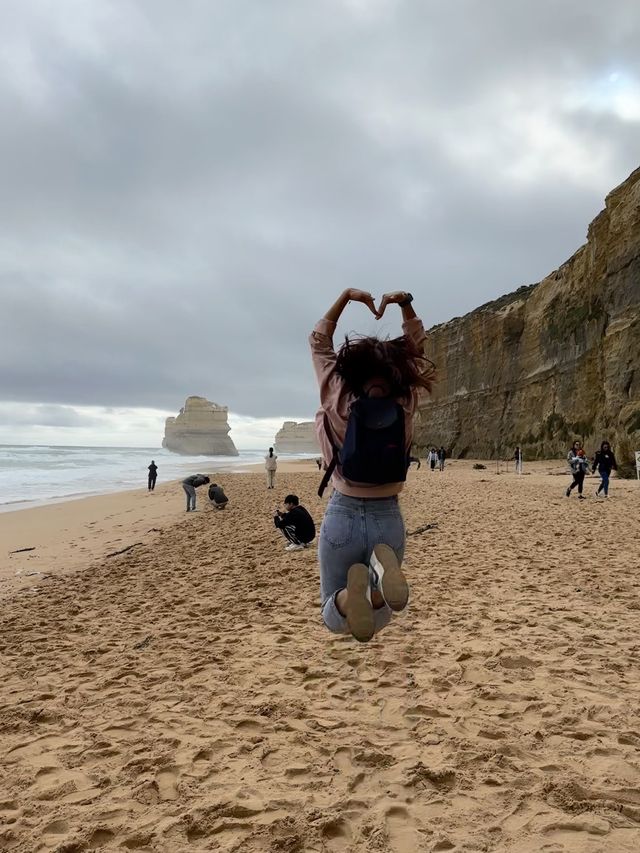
[415,167,640,461]
[163,396,238,456]
[274,421,320,454]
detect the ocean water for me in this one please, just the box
[0,445,309,511]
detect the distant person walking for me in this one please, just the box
[566,442,588,499]
[514,446,523,474]
[593,440,618,498]
[316,458,323,471]
[427,447,438,471]
[182,473,210,512]
[274,495,316,551]
[438,446,446,471]
[265,447,278,490]
[148,460,158,491]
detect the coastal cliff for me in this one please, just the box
[274,421,320,454]
[415,166,640,461]
[163,396,238,456]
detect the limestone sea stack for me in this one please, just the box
[163,396,238,456]
[414,165,640,461]
[274,421,320,454]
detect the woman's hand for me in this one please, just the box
[377,291,410,318]
[324,289,377,324]
[346,289,378,317]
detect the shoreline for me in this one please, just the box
[0,457,321,515]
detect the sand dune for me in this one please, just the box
[1,463,640,852]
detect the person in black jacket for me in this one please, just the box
[592,441,617,497]
[274,495,316,551]
[181,474,210,512]
[148,460,158,491]
[208,482,229,510]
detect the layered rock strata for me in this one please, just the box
[274,421,320,454]
[415,166,640,461]
[163,397,238,456]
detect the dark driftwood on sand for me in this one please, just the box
[408,523,439,536]
[9,547,36,554]
[105,543,143,558]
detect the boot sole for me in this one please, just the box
[372,544,409,611]
[346,563,375,643]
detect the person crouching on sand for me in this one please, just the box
[265,447,278,489]
[312,288,433,642]
[273,495,316,551]
[208,482,229,510]
[181,474,210,512]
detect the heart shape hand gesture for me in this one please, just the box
[347,289,411,319]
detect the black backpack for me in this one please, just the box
[318,397,408,497]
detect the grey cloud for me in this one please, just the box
[0,403,104,428]
[0,0,638,419]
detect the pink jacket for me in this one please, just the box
[310,316,427,498]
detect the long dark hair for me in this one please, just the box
[334,334,434,399]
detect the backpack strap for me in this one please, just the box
[318,413,339,498]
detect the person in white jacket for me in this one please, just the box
[427,447,438,471]
[566,441,589,499]
[265,447,278,489]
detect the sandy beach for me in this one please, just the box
[2,461,640,852]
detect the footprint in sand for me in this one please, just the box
[42,819,69,836]
[333,747,352,773]
[385,805,422,851]
[156,767,179,801]
[321,817,352,851]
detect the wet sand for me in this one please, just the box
[1,461,639,852]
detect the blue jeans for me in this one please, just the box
[597,469,610,496]
[318,492,406,635]
[182,484,197,510]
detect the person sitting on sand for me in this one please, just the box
[181,474,210,512]
[148,460,158,491]
[312,288,433,642]
[208,482,229,510]
[273,495,316,551]
[265,447,278,490]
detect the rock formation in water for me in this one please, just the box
[163,396,238,456]
[274,421,320,454]
[415,166,640,462]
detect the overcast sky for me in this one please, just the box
[1,0,638,447]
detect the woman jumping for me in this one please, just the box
[311,289,433,642]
